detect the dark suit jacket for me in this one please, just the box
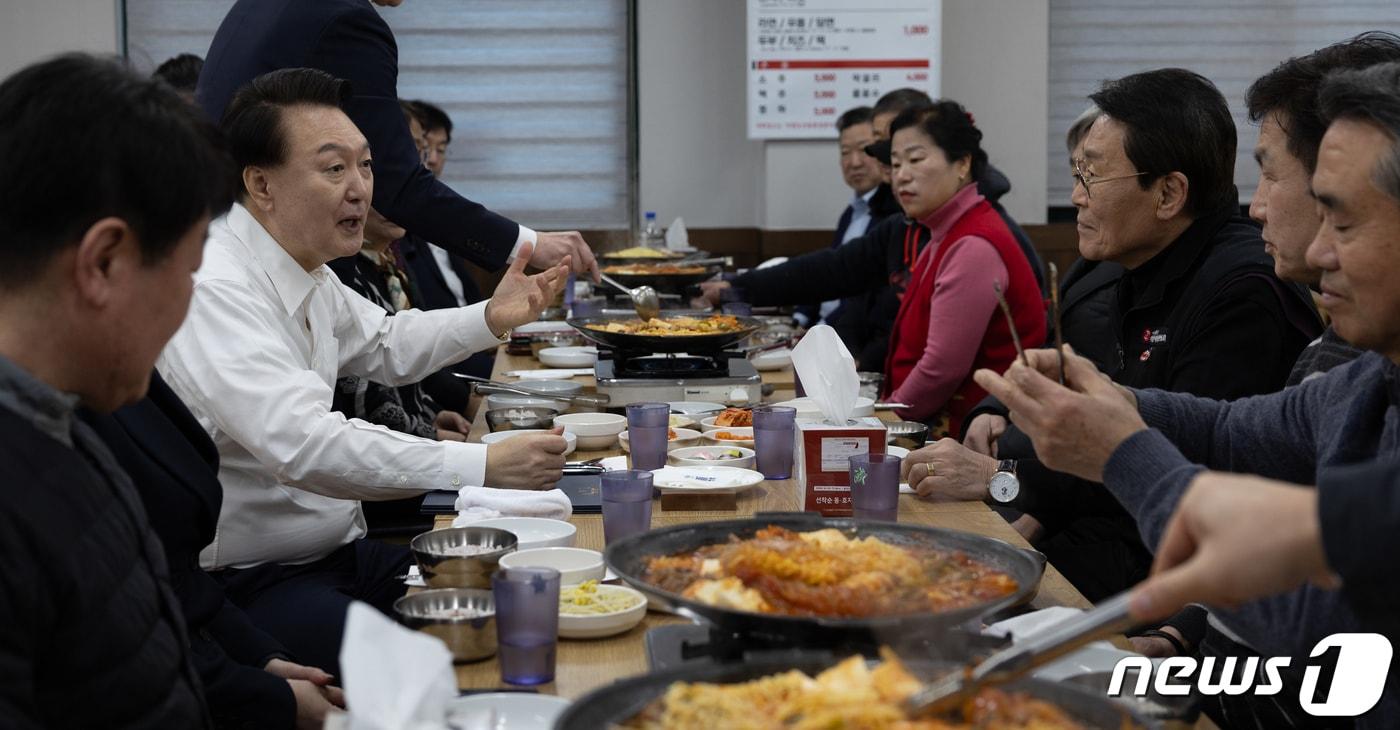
[400,235,495,385]
[196,0,519,271]
[78,374,295,730]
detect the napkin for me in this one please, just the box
[339,602,457,730]
[665,216,689,250]
[452,486,572,526]
[790,324,860,425]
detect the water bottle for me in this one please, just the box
[641,211,664,249]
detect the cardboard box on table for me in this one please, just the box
[794,417,887,516]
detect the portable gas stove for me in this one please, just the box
[593,348,762,407]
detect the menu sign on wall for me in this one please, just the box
[747,0,941,139]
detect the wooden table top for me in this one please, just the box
[435,344,1096,700]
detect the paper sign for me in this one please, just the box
[747,0,942,139]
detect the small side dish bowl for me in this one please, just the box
[393,588,497,662]
[410,525,518,589]
[498,547,606,586]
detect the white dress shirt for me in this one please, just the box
[812,187,878,323]
[158,204,506,569]
[430,244,468,306]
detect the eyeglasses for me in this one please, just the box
[1071,158,1147,199]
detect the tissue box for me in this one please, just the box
[794,417,887,516]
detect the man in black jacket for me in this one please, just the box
[902,69,1319,601]
[0,54,235,729]
[80,374,343,729]
[196,0,598,280]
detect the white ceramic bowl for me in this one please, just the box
[470,517,576,550]
[702,428,755,448]
[618,427,701,453]
[537,346,598,368]
[554,412,627,450]
[669,445,756,469]
[750,347,792,371]
[668,413,696,430]
[447,693,571,729]
[499,547,605,586]
[479,428,577,456]
[557,583,648,639]
[522,379,585,397]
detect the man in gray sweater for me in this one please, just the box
[975,62,1400,727]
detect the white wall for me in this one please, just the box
[639,0,1050,229]
[0,0,120,79]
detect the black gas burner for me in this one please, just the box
[603,349,736,380]
[645,622,1008,673]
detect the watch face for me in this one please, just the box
[989,472,1019,503]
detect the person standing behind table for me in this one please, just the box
[790,106,899,341]
[0,53,236,729]
[196,0,600,282]
[399,99,495,381]
[158,68,571,675]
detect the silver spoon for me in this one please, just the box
[598,272,661,320]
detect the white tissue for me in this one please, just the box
[339,602,457,730]
[665,216,689,250]
[789,325,860,425]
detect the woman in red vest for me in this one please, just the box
[883,101,1045,437]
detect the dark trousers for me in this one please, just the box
[213,539,412,676]
[1034,515,1153,603]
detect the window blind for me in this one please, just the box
[124,0,633,229]
[1048,0,1400,207]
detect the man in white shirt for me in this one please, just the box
[158,67,570,673]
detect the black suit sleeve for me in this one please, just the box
[191,632,296,730]
[0,512,45,729]
[311,3,520,271]
[733,217,898,306]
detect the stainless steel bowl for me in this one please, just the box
[410,526,518,589]
[484,406,560,432]
[886,420,930,450]
[393,588,497,662]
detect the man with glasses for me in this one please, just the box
[900,68,1318,603]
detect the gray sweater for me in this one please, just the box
[1104,351,1398,724]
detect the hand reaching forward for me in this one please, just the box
[485,241,570,337]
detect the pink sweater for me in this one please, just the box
[890,184,1008,423]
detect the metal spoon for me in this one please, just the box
[598,272,661,321]
[905,591,1136,717]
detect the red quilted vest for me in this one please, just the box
[883,200,1046,436]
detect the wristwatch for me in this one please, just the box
[988,459,1019,504]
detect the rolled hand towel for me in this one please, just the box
[452,487,572,527]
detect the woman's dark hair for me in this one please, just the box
[1246,32,1400,174]
[0,53,235,285]
[221,67,351,171]
[1089,68,1236,218]
[1318,61,1400,203]
[887,99,988,183]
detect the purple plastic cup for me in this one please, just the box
[849,453,901,521]
[492,566,561,685]
[721,301,753,316]
[752,406,797,480]
[626,402,670,470]
[601,469,654,545]
[571,296,605,318]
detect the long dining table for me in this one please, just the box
[435,343,1100,701]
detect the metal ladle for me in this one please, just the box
[598,272,661,320]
